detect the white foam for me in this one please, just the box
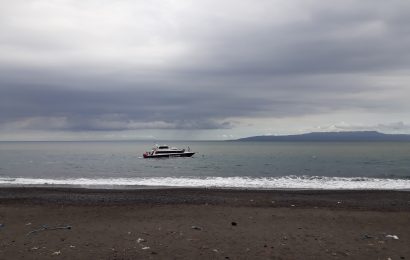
[0,176,410,190]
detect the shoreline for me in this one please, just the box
[1,183,410,191]
[2,175,410,190]
[1,188,410,259]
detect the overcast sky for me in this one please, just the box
[1,0,410,140]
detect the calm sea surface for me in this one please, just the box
[1,141,410,189]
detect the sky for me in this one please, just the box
[1,0,410,141]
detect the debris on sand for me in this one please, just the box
[191,225,202,230]
[386,235,399,240]
[51,251,61,255]
[231,222,237,226]
[27,225,72,236]
[137,238,146,243]
[362,234,373,239]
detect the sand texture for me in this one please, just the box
[0,188,409,259]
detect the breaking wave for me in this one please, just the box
[1,175,410,190]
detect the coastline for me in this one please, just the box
[1,188,410,259]
[2,175,410,190]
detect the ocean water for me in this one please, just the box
[0,141,410,190]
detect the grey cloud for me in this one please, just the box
[170,1,410,77]
[1,0,410,134]
[0,82,265,130]
[0,78,400,132]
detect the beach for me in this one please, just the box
[0,188,409,259]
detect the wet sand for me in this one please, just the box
[0,188,410,259]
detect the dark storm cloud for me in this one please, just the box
[1,0,410,133]
[0,77,396,131]
[0,81,267,130]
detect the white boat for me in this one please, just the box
[143,145,195,158]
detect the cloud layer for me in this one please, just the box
[1,0,410,139]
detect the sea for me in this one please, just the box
[1,141,410,190]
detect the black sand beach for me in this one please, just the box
[1,188,410,259]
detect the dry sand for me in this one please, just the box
[0,188,409,259]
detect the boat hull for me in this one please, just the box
[143,152,195,158]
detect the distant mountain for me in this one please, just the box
[235,131,410,141]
